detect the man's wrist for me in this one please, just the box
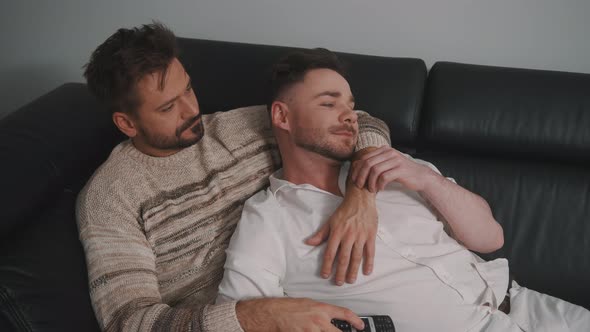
[419,170,447,198]
[236,299,272,332]
[344,177,376,202]
[236,300,255,331]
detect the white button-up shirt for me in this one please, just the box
[218,159,512,332]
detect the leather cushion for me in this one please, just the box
[421,62,590,163]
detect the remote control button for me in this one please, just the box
[331,319,353,332]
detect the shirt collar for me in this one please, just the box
[268,162,350,196]
[268,169,292,195]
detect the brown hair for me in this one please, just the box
[267,48,347,110]
[83,22,178,115]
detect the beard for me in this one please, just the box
[139,114,205,151]
[293,124,357,162]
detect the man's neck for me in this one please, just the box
[281,147,343,196]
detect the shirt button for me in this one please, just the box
[480,304,493,314]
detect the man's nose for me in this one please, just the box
[342,108,358,124]
[180,96,199,118]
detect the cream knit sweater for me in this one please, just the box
[76,105,390,331]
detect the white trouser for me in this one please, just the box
[469,281,590,332]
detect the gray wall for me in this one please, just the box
[2,0,590,118]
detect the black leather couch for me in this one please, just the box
[1,37,589,331]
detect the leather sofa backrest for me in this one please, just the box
[421,62,590,163]
[0,84,123,236]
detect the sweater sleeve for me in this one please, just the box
[355,110,391,150]
[76,181,243,332]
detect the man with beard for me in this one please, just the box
[217,48,590,332]
[77,23,393,332]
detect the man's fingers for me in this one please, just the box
[354,147,399,189]
[346,242,364,283]
[377,169,400,192]
[321,233,342,279]
[329,307,365,331]
[306,222,331,246]
[351,146,387,182]
[367,159,399,193]
[353,160,372,189]
[354,150,391,188]
[334,237,354,286]
[352,146,389,185]
[363,236,376,275]
[359,145,390,162]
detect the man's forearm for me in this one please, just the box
[420,174,504,253]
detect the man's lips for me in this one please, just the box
[332,128,356,137]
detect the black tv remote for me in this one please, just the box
[331,315,395,332]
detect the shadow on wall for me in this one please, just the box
[0,64,81,120]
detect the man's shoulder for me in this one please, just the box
[77,141,144,215]
[202,105,273,150]
[84,141,142,187]
[231,188,284,240]
[242,187,281,221]
[203,105,269,132]
[228,188,285,262]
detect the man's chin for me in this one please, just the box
[318,147,355,162]
[178,125,205,148]
[334,143,356,159]
[178,135,203,148]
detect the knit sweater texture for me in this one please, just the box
[76,105,390,331]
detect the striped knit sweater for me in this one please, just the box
[76,105,390,332]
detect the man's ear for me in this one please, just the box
[270,101,291,131]
[112,111,138,138]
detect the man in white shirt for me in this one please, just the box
[217,48,590,332]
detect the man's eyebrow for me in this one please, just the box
[313,91,355,105]
[313,91,341,99]
[155,76,191,111]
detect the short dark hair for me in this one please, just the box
[267,48,347,110]
[83,22,178,115]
